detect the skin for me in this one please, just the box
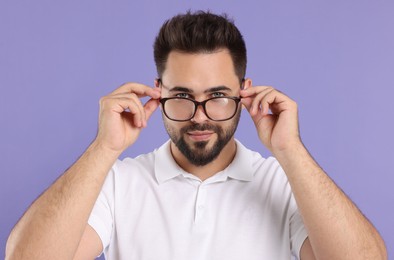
[159,50,243,180]
[6,49,387,260]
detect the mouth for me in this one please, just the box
[186,131,214,142]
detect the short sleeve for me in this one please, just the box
[290,208,308,259]
[88,163,117,253]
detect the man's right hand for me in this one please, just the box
[95,83,161,153]
[5,82,162,260]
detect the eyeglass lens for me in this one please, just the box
[164,98,237,121]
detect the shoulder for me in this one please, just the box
[103,143,163,184]
[236,140,284,177]
[237,140,291,192]
[116,150,156,173]
[235,141,298,216]
[110,141,172,185]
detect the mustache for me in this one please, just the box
[180,123,220,133]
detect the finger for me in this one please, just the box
[143,98,161,126]
[240,86,274,115]
[250,88,275,115]
[119,98,144,128]
[101,95,145,127]
[128,99,145,128]
[240,85,274,98]
[240,96,253,111]
[128,93,147,127]
[110,82,161,99]
[106,93,145,119]
[118,92,162,127]
[259,90,292,116]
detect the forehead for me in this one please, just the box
[161,49,239,92]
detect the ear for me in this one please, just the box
[242,78,252,90]
[154,78,161,89]
[154,78,163,111]
[241,78,252,110]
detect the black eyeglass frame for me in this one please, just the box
[159,96,242,122]
[157,78,245,122]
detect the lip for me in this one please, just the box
[187,131,214,141]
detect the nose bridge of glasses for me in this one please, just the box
[192,99,209,121]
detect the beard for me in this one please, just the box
[163,108,241,166]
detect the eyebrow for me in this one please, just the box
[167,85,232,93]
[167,86,193,93]
[205,86,232,93]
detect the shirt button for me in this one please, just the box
[198,205,205,210]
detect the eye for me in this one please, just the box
[211,92,225,98]
[175,93,190,98]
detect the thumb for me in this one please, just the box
[241,97,253,113]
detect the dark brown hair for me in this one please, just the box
[153,10,247,81]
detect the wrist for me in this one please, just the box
[272,141,321,178]
[271,138,304,157]
[272,140,309,164]
[89,139,124,159]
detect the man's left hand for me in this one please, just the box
[240,85,302,154]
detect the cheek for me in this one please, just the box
[225,112,241,131]
[163,117,186,133]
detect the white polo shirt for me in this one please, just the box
[88,140,308,260]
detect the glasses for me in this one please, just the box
[158,79,244,122]
[160,96,241,121]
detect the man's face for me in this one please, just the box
[159,49,242,166]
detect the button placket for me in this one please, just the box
[194,184,207,223]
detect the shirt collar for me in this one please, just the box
[154,140,183,184]
[154,139,254,184]
[225,140,254,182]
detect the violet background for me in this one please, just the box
[1,0,393,258]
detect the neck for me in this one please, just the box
[170,138,237,181]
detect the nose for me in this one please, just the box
[191,104,209,123]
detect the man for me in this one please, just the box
[6,11,387,260]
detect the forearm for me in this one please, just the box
[274,144,387,259]
[6,141,121,260]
